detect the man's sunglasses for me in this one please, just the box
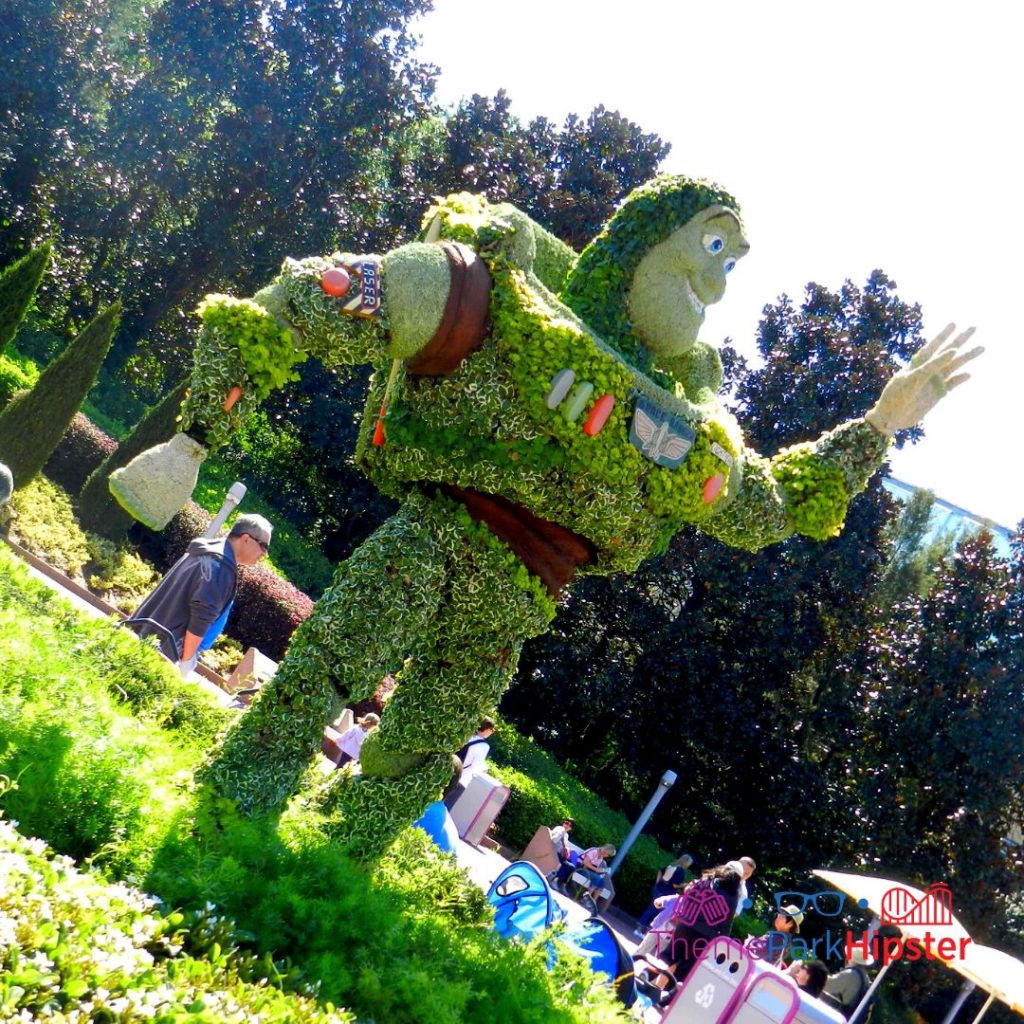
[247,533,270,553]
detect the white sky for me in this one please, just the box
[412,0,1023,529]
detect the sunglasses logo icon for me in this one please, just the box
[773,891,847,917]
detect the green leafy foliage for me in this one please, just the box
[0,350,39,408]
[201,293,306,397]
[0,243,50,353]
[772,442,850,539]
[7,476,92,576]
[0,547,628,1024]
[0,302,120,486]
[0,811,355,1022]
[85,533,161,612]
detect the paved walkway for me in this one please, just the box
[452,834,642,952]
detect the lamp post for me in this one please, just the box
[204,481,247,538]
[607,769,677,876]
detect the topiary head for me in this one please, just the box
[561,175,747,371]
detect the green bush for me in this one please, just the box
[0,302,120,486]
[0,808,356,1023]
[85,533,161,612]
[0,349,38,408]
[7,475,92,575]
[5,311,64,365]
[0,243,50,354]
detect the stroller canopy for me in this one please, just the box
[487,860,560,941]
[487,862,636,1008]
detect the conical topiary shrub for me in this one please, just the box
[77,380,188,538]
[0,243,51,354]
[0,302,120,487]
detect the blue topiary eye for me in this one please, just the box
[703,234,724,254]
[724,257,737,274]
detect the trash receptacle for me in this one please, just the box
[661,936,754,1024]
[449,772,510,845]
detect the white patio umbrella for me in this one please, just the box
[813,869,1024,1024]
[947,943,1024,1023]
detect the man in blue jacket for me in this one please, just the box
[130,513,272,676]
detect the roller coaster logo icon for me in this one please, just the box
[879,882,954,927]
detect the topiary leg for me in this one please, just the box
[314,493,556,850]
[199,492,447,814]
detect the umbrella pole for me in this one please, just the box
[848,963,894,1024]
[968,994,995,1024]
[940,981,977,1024]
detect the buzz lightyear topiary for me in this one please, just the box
[111,176,981,849]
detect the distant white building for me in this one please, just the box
[882,477,1014,560]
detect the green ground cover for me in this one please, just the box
[0,547,626,1024]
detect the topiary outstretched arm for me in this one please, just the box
[703,324,982,552]
[702,418,890,551]
[111,241,489,530]
[181,244,458,448]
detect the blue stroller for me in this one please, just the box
[487,861,638,1009]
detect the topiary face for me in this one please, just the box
[627,204,749,359]
[560,175,744,370]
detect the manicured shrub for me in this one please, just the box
[79,381,188,538]
[0,350,38,408]
[0,242,50,354]
[0,302,120,486]
[7,475,91,576]
[43,410,118,493]
[0,813,356,1023]
[229,562,314,661]
[85,533,161,612]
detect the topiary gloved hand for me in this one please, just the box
[108,432,208,531]
[865,324,982,437]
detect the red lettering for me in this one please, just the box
[936,938,956,959]
[845,933,873,961]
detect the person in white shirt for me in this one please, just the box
[727,855,757,914]
[547,818,575,882]
[335,713,379,767]
[443,716,495,808]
